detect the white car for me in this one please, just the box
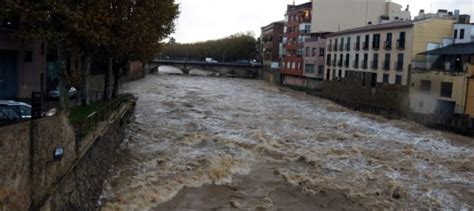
[49,87,77,99]
[205,58,218,63]
[0,100,32,119]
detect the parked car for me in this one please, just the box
[205,58,218,63]
[236,60,251,65]
[0,100,31,119]
[250,60,261,66]
[0,106,21,126]
[49,87,77,99]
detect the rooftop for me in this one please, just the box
[327,18,433,37]
[420,42,474,55]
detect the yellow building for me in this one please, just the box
[410,42,474,117]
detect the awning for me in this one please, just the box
[419,42,474,55]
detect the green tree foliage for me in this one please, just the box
[162,33,257,62]
[1,0,179,105]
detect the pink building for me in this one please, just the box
[303,33,330,79]
[0,20,47,100]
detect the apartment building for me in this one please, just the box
[0,18,47,99]
[409,15,474,117]
[280,2,312,78]
[261,21,284,70]
[311,0,410,33]
[321,18,455,112]
[302,33,329,79]
[410,43,474,117]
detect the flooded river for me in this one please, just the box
[100,69,474,210]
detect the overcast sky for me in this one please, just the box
[171,0,474,43]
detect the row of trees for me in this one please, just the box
[162,33,258,62]
[1,0,179,108]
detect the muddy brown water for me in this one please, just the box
[99,69,474,210]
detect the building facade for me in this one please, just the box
[410,37,474,117]
[280,2,312,78]
[0,20,47,100]
[261,21,284,70]
[311,0,410,33]
[302,33,328,79]
[320,18,455,112]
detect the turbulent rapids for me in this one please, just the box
[99,68,474,210]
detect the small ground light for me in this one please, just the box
[53,147,64,161]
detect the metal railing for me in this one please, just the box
[73,94,133,143]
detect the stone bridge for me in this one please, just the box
[148,60,262,78]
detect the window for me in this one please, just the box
[454,29,458,39]
[346,37,351,50]
[395,75,402,85]
[340,38,344,50]
[383,74,389,83]
[398,32,406,48]
[345,54,350,67]
[372,53,379,69]
[319,48,325,56]
[385,33,392,49]
[305,64,315,73]
[318,65,324,74]
[354,54,359,68]
[384,53,391,70]
[326,54,332,65]
[396,53,404,71]
[460,29,465,39]
[355,36,361,49]
[312,48,317,56]
[24,51,32,62]
[372,34,380,49]
[420,80,431,93]
[440,82,453,97]
[364,35,370,49]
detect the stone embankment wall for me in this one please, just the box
[0,99,135,210]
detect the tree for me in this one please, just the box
[102,0,179,99]
[162,33,257,62]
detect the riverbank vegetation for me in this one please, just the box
[162,33,257,62]
[1,0,179,108]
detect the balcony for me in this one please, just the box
[371,60,379,69]
[394,61,404,71]
[384,41,392,50]
[397,39,405,49]
[354,43,360,51]
[345,44,350,51]
[353,60,359,68]
[372,42,380,50]
[362,60,368,69]
[327,44,333,52]
[383,61,390,70]
[362,42,369,50]
[337,60,343,67]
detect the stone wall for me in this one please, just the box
[0,113,76,211]
[0,99,135,210]
[0,122,31,211]
[316,78,409,118]
[42,109,133,210]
